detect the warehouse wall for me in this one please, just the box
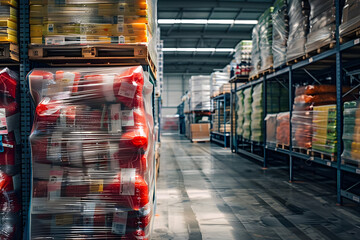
[162,75,188,115]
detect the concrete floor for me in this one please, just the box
[152,134,360,240]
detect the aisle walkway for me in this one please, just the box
[152,135,360,240]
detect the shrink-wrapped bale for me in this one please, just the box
[272,0,288,68]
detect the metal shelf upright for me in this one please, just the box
[211,93,231,147]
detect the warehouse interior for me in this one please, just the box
[0,0,360,239]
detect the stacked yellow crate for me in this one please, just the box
[0,0,17,44]
[29,0,155,45]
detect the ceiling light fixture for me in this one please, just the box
[162,48,235,52]
[158,19,258,25]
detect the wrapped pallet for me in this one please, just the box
[189,75,211,112]
[250,25,261,77]
[312,105,337,155]
[272,0,288,68]
[265,114,278,147]
[306,0,336,53]
[287,0,310,62]
[236,90,244,136]
[234,40,252,76]
[210,71,230,98]
[276,112,290,146]
[251,84,264,142]
[28,66,155,239]
[342,101,360,165]
[259,7,274,71]
[243,87,253,140]
[340,0,360,38]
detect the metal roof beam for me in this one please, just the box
[162,31,250,39]
[165,56,231,63]
[159,1,272,10]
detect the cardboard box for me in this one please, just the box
[190,123,210,141]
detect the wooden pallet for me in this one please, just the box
[292,147,311,155]
[311,150,337,162]
[249,66,273,81]
[286,55,306,65]
[211,90,230,98]
[28,44,156,76]
[305,41,335,58]
[341,158,360,168]
[340,25,360,44]
[191,140,210,143]
[276,143,290,150]
[0,43,19,63]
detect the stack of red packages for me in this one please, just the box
[0,68,21,240]
[291,85,338,149]
[28,66,155,240]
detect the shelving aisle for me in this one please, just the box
[153,135,360,240]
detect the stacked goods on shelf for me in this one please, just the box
[189,75,211,112]
[243,87,252,140]
[236,90,244,136]
[219,84,231,95]
[259,7,274,71]
[272,0,288,68]
[212,106,231,133]
[234,40,252,76]
[342,101,360,165]
[28,66,155,239]
[287,0,310,62]
[0,68,21,240]
[276,112,290,146]
[250,25,261,77]
[292,85,338,149]
[312,105,337,155]
[265,114,277,147]
[29,0,157,61]
[340,0,360,38]
[210,71,230,98]
[0,0,17,43]
[306,0,336,53]
[251,84,264,142]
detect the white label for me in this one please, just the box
[117,15,124,24]
[120,168,136,195]
[45,37,65,45]
[0,108,8,135]
[83,202,96,227]
[121,110,134,127]
[326,161,331,166]
[110,104,122,133]
[310,157,314,161]
[48,170,63,200]
[48,131,62,163]
[112,210,127,235]
[119,5,125,12]
[2,143,13,148]
[356,169,360,175]
[353,196,360,203]
[309,58,313,63]
[117,24,124,33]
[355,39,360,45]
[119,35,125,44]
[118,82,136,99]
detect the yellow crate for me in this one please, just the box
[0,19,16,30]
[0,32,17,43]
[0,0,17,7]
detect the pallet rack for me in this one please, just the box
[211,93,231,147]
[230,0,360,205]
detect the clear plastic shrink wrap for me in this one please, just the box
[0,0,17,44]
[234,41,252,76]
[272,0,288,68]
[243,87,252,140]
[236,90,244,136]
[189,76,211,112]
[251,84,264,142]
[250,25,261,77]
[305,0,336,53]
[259,7,274,71]
[342,101,360,165]
[287,0,310,61]
[340,0,360,37]
[210,71,230,98]
[312,105,337,155]
[28,66,155,240]
[0,68,21,240]
[276,112,290,146]
[265,114,277,146]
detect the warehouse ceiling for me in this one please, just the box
[158,0,274,75]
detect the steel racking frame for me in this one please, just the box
[211,93,231,147]
[230,0,360,205]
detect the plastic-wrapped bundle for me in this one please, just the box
[250,25,261,77]
[0,68,21,240]
[251,84,264,142]
[342,101,360,164]
[243,87,252,140]
[0,1,17,43]
[236,90,244,136]
[210,71,230,98]
[267,82,289,113]
[259,7,274,71]
[340,0,360,37]
[28,66,155,240]
[234,41,252,76]
[276,112,290,146]
[272,0,288,68]
[265,114,277,146]
[312,105,337,155]
[189,75,211,112]
[29,0,157,61]
[287,0,310,61]
[305,0,336,53]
